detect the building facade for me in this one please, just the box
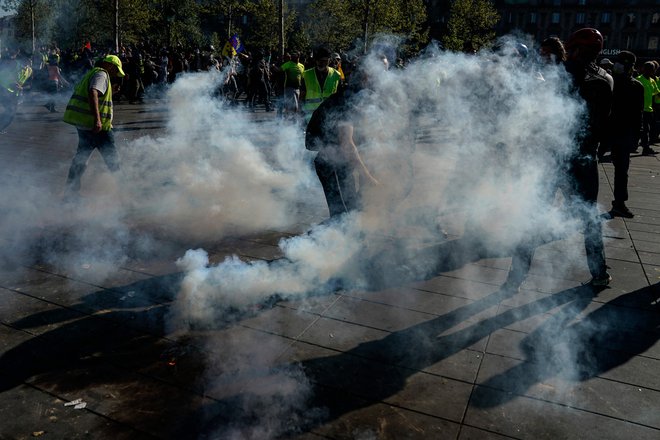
[495,0,660,58]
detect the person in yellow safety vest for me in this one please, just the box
[62,55,125,198]
[301,47,341,123]
[0,55,33,133]
[636,61,660,155]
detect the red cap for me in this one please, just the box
[565,28,603,52]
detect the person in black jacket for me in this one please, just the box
[505,29,613,290]
[562,28,614,286]
[609,51,644,218]
[305,66,378,218]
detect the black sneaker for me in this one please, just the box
[642,148,657,155]
[583,273,612,287]
[611,203,634,218]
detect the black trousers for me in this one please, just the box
[611,129,637,204]
[509,157,607,282]
[314,156,360,218]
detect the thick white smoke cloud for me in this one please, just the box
[119,71,320,241]
[0,68,322,281]
[174,42,590,317]
[0,34,621,438]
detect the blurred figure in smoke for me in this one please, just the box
[506,28,613,289]
[125,53,144,104]
[62,55,125,198]
[44,53,70,113]
[609,51,643,218]
[301,47,342,123]
[557,28,612,285]
[305,64,379,218]
[0,53,32,134]
[539,36,566,65]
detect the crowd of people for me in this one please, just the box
[0,28,657,291]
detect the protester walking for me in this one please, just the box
[62,55,125,198]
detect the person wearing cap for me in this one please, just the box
[564,27,614,286]
[608,51,643,218]
[301,47,342,123]
[62,55,125,197]
[505,29,614,290]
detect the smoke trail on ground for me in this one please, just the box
[174,42,590,314]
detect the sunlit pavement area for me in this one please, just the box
[1,95,659,440]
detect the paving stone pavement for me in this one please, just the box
[0,95,659,440]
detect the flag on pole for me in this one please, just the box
[229,34,244,53]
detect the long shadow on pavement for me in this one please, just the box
[471,282,660,409]
[184,283,600,438]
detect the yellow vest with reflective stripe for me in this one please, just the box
[0,62,32,94]
[302,67,341,116]
[63,67,113,130]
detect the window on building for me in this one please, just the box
[576,12,586,24]
[650,36,659,50]
[627,13,636,25]
[653,13,660,25]
[602,12,611,24]
[530,12,537,24]
[553,0,561,6]
[578,0,586,5]
[551,12,560,24]
[508,12,513,24]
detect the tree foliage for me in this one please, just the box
[306,0,427,54]
[2,0,428,54]
[442,0,500,52]
[244,0,296,52]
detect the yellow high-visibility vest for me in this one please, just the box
[63,67,113,131]
[302,67,341,117]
